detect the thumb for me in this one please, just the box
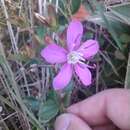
[67,89,130,130]
[55,113,92,130]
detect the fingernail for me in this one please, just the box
[55,114,71,130]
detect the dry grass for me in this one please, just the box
[0,0,130,130]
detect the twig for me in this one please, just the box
[55,0,59,13]
[96,62,100,93]
[125,53,130,89]
[43,0,47,16]
[0,0,18,54]
[38,0,43,15]
[0,112,17,123]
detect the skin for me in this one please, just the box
[55,89,130,130]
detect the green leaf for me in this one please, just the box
[110,3,130,25]
[38,99,59,123]
[47,90,59,102]
[98,5,123,50]
[99,51,119,76]
[36,26,46,41]
[71,0,81,14]
[58,15,68,25]
[87,3,130,50]
[120,34,130,43]
[24,96,40,112]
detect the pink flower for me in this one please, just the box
[41,21,99,90]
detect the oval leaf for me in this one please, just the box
[38,100,59,123]
[71,0,81,14]
[24,96,40,112]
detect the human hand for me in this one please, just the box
[55,89,130,130]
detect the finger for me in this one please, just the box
[55,113,92,130]
[93,124,117,130]
[67,89,130,130]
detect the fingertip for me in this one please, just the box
[55,113,71,130]
[55,113,92,130]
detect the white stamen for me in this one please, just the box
[67,51,85,64]
[86,64,96,69]
[78,61,85,65]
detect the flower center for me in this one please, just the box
[67,51,85,64]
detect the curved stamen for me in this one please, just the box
[67,51,85,64]
[86,64,96,69]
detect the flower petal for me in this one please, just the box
[74,64,92,86]
[78,40,99,59]
[67,20,83,51]
[41,44,67,64]
[53,64,72,90]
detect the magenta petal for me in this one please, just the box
[67,21,83,51]
[74,64,92,86]
[41,44,67,64]
[53,64,72,90]
[78,40,99,59]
